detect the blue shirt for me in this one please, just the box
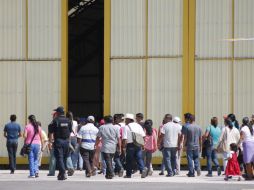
[4,122,21,142]
[206,125,222,148]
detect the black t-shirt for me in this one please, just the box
[48,115,72,139]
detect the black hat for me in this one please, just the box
[53,106,64,114]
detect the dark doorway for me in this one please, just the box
[68,0,104,120]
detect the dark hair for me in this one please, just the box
[104,115,113,124]
[230,143,238,153]
[242,117,253,135]
[66,111,73,120]
[184,113,192,122]
[10,114,16,122]
[28,115,39,134]
[144,119,153,136]
[211,117,218,127]
[136,113,144,119]
[165,114,173,121]
[228,113,239,128]
[225,118,233,129]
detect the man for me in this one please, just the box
[48,106,72,180]
[173,116,182,175]
[77,116,98,177]
[4,115,22,174]
[183,114,202,177]
[122,113,147,178]
[203,117,221,177]
[96,115,121,179]
[136,113,144,128]
[113,114,124,177]
[158,114,181,177]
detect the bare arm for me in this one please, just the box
[4,131,7,138]
[157,134,164,150]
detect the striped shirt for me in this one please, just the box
[77,123,99,150]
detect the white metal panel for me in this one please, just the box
[148,0,182,56]
[234,0,254,58]
[0,0,26,59]
[196,0,232,58]
[111,59,145,115]
[234,60,254,120]
[111,0,146,57]
[0,62,26,157]
[147,58,182,129]
[195,60,232,129]
[28,0,61,59]
[26,61,61,131]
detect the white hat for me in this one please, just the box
[125,113,135,120]
[87,116,95,122]
[173,116,181,123]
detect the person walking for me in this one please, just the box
[203,117,222,177]
[240,117,254,180]
[158,114,181,177]
[96,115,121,179]
[143,119,157,176]
[122,113,147,178]
[173,117,182,175]
[24,115,43,178]
[182,114,202,177]
[4,114,22,174]
[77,116,98,177]
[48,106,72,180]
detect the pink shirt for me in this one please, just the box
[144,128,157,152]
[25,124,42,145]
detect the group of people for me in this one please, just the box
[3,106,254,181]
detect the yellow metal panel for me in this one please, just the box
[61,0,68,110]
[104,0,111,116]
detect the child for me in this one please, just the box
[143,119,157,176]
[224,143,242,181]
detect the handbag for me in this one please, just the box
[127,125,144,147]
[20,132,37,156]
[216,128,227,153]
[203,126,213,148]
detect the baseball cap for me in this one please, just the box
[173,117,181,123]
[53,106,64,114]
[87,116,95,122]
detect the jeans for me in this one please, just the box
[114,151,123,173]
[126,143,145,177]
[48,148,56,175]
[54,139,69,176]
[206,147,219,174]
[143,150,152,170]
[70,137,79,169]
[163,147,177,175]
[28,144,40,176]
[80,147,95,174]
[102,152,115,178]
[6,141,18,172]
[187,148,200,176]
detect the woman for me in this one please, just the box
[240,117,254,180]
[219,118,240,173]
[24,115,43,178]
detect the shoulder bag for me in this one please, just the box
[127,125,144,147]
[20,132,37,156]
[216,127,227,153]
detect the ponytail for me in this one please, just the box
[28,115,39,134]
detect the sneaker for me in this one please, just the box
[238,177,242,181]
[10,171,14,174]
[68,168,74,176]
[119,169,124,177]
[166,174,173,177]
[124,175,131,178]
[197,169,201,176]
[159,172,165,176]
[148,170,153,176]
[217,167,221,176]
[186,173,195,177]
[35,173,39,178]
[86,172,91,178]
[92,169,97,176]
[58,174,67,180]
[28,176,35,178]
[205,173,213,177]
[105,175,113,179]
[224,177,228,181]
[141,168,148,178]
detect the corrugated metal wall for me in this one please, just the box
[0,0,61,157]
[0,0,26,59]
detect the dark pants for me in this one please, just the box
[126,143,144,177]
[206,147,219,174]
[80,147,95,174]
[187,148,200,176]
[54,139,69,177]
[114,151,123,173]
[6,141,18,172]
[102,152,115,178]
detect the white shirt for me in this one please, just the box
[161,122,181,148]
[70,120,78,137]
[220,127,240,152]
[123,122,145,144]
[77,123,99,150]
[241,125,254,142]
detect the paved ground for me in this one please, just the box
[0,170,253,190]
